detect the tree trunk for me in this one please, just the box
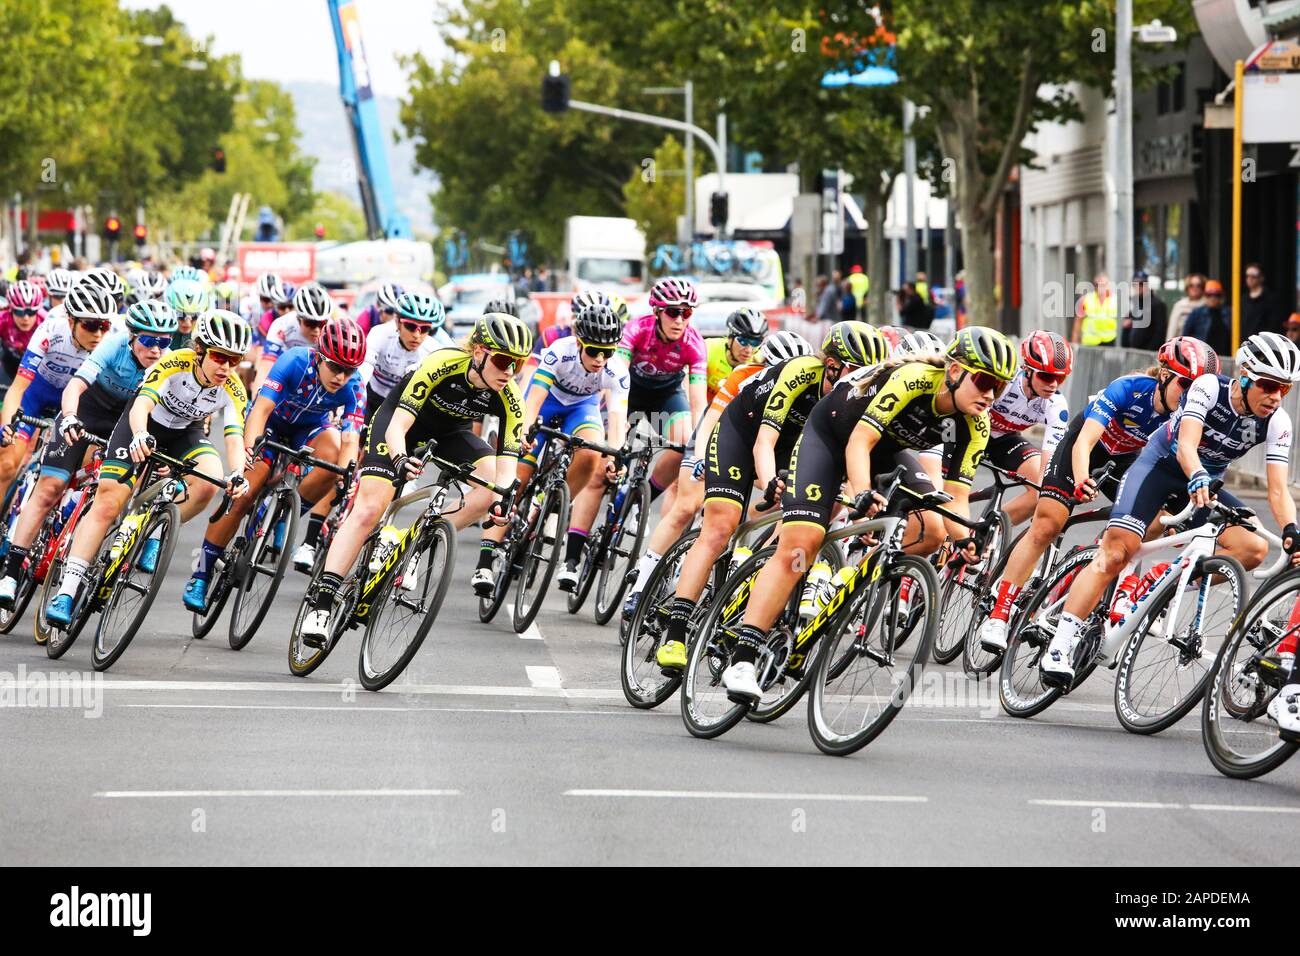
[959,188,997,330]
[864,188,889,324]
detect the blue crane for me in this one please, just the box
[326,0,413,240]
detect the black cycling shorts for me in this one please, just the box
[703,414,796,510]
[627,383,690,438]
[40,409,120,482]
[99,410,217,485]
[781,416,936,529]
[358,390,493,488]
[1039,412,1137,508]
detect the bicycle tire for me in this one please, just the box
[358,519,456,691]
[932,511,1010,666]
[1114,554,1246,735]
[1202,568,1300,779]
[40,554,74,658]
[478,516,525,624]
[620,529,698,709]
[0,517,51,636]
[230,489,298,650]
[933,564,979,665]
[594,480,649,625]
[513,482,570,632]
[288,574,357,677]
[807,554,939,756]
[191,552,236,639]
[568,484,614,614]
[91,503,180,672]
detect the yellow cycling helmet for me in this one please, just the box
[822,321,888,367]
[472,311,533,360]
[946,326,1018,380]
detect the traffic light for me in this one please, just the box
[104,216,122,241]
[541,72,570,113]
[710,192,729,229]
[212,146,226,173]
[133,223,147,247]
[315,224,326,239]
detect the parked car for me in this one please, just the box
[689,278,779,337]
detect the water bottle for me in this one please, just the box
[728,545,753,576]
[369,524,402,573]
[799,561,833,618]
[1110,573,1141,625]
[58,492,78,528]
[822,565,857,609]
[1131,562,1171,606]
[110,514,143,562]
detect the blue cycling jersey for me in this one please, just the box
[76,331,147,404]
[258,346,365,434]
[1152,372,1293,474]
[1083,374,1168,456]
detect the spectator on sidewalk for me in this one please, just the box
[915,270,930,303]
[815,274,839,321]
[1182,279,1232,355]
[896,282,933,330]
[787,277,805,313]
[1241,263,1285,339]
[847,265,869,318]
[839,278,857,321]
[1071,272,1117,346]
[1121,271,1166,351]
[1167,272,1205,340]
[1285,312,1300,347]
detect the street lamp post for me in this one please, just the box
[642,82,695,254]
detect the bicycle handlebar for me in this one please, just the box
[533,424,621,460]
[11,413,54,431]
[255,438,351,477]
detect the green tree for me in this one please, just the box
[287,190,367,243]
[892,0,1196,328]
[622,136,701,257]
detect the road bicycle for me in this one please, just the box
[289,444,508,690]
[191,438,351,650]
[1000,493,1253,733]
[0,413,54,632]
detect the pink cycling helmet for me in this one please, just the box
[647,277,698,310]
[7,280,43,312]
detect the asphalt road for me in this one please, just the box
[2,485,1298,866]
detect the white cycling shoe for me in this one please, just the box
[300,608,331,648]
[979,618,1009,653]
[1039,634,1078,685]
[1268,684,1300,736]
[556,562,578,592]
[470,567,495,596]
[0,575,17,607]
[291,542,316,573]
[722,660,762,704]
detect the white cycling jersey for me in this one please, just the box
[262,313,315,362]
[17,313,95,389]
[359,321,454,398]
[531,335,630,407]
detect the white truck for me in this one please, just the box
[563,216,647,296]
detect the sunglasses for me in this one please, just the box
[958,365,1010,396]
[1034,371,1067,386]
[383,307,398,316]
[580,340,616,360]
[205,350,241,367]
[323,359,354,376]
[1206,292,1223,298]
[12,308,37,317]
[400,321,430,335]
[301,318,328,330]
[1285,325,1300,333]
[77,319,113,334]
[734,335,764,348]
[661,307,692,319]
[486,352,523,373]
[1250,376,1292,396]
[136,334,171,350]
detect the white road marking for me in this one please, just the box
[121,703,664,716]
[566,789,928,803]
[1187,803,1300,814]
[526,665,562,688]
[519,621,544,641]
[95,789,460,798]
[1028,799,1185,809]
[3,676,618,699]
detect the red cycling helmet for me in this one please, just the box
[317,317,366,369]
[877,325,904,353]
[1158,336,1219,379]
[1020,330,1073,375]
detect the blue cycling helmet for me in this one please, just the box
[126,299,180,335]
[396,291,446,330]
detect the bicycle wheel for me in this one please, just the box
[191,550,236,639]
[1114,555,1246,735]
[933,563,979,665]
[593,480,649,625]
[962,530,1052,677]
[807,554,939,757]
[91,503,180,672]
[998,545,1098,718]
[679,546,771,739]
[229,489,298,650]
[621,529,698,708]
[359,519,455,691]
[0,516,52,636]
[288,574,357,677]
[41,553,82,658]
[1202,569,1300,779]
[513,482,570,632]
[478,525,521,624]
[568,485,614,614]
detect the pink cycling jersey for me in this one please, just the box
[617,313,707,390]
[0,307,42,361]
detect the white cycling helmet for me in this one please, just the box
[895,329,946,359]
[1236,331,1300,383]
[255,273,284,302]
[195,309,253,355]
[292,281,333,320]
[758,330,813,366]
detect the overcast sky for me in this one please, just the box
[122,0,445,97]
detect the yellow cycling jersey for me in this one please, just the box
[137,349,248,438]
[705,337,738,402]
[396,347,525,457]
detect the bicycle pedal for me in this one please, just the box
[724,690,757,708]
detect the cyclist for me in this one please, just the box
[618,277,707,509]
[183,318,368,609]
[977,336,1216,653]
[356,281,403,335]
[127,270,167,306]
[0,281,114,508]
[0,300,177,606]
[44,310,253,627]
[298,312,531,645]
[705,307,767,402]
[473,301,629,593]
[167,278,209,351]
[919,330,1071,526]
[0,280,46,382]
[651,323,878,671]
[1040,331,1300,686]
[359,292,454,424]
[254,281,333,393]
[79,269,127,318]
[45,269,74,312]
[171,264,205,284]
[720,326,1016,701]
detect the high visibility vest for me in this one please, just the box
[1081,291,1118,345]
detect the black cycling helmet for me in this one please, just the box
[574,303,621,346]
[483,298,519,317]
[725,307,767,340]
